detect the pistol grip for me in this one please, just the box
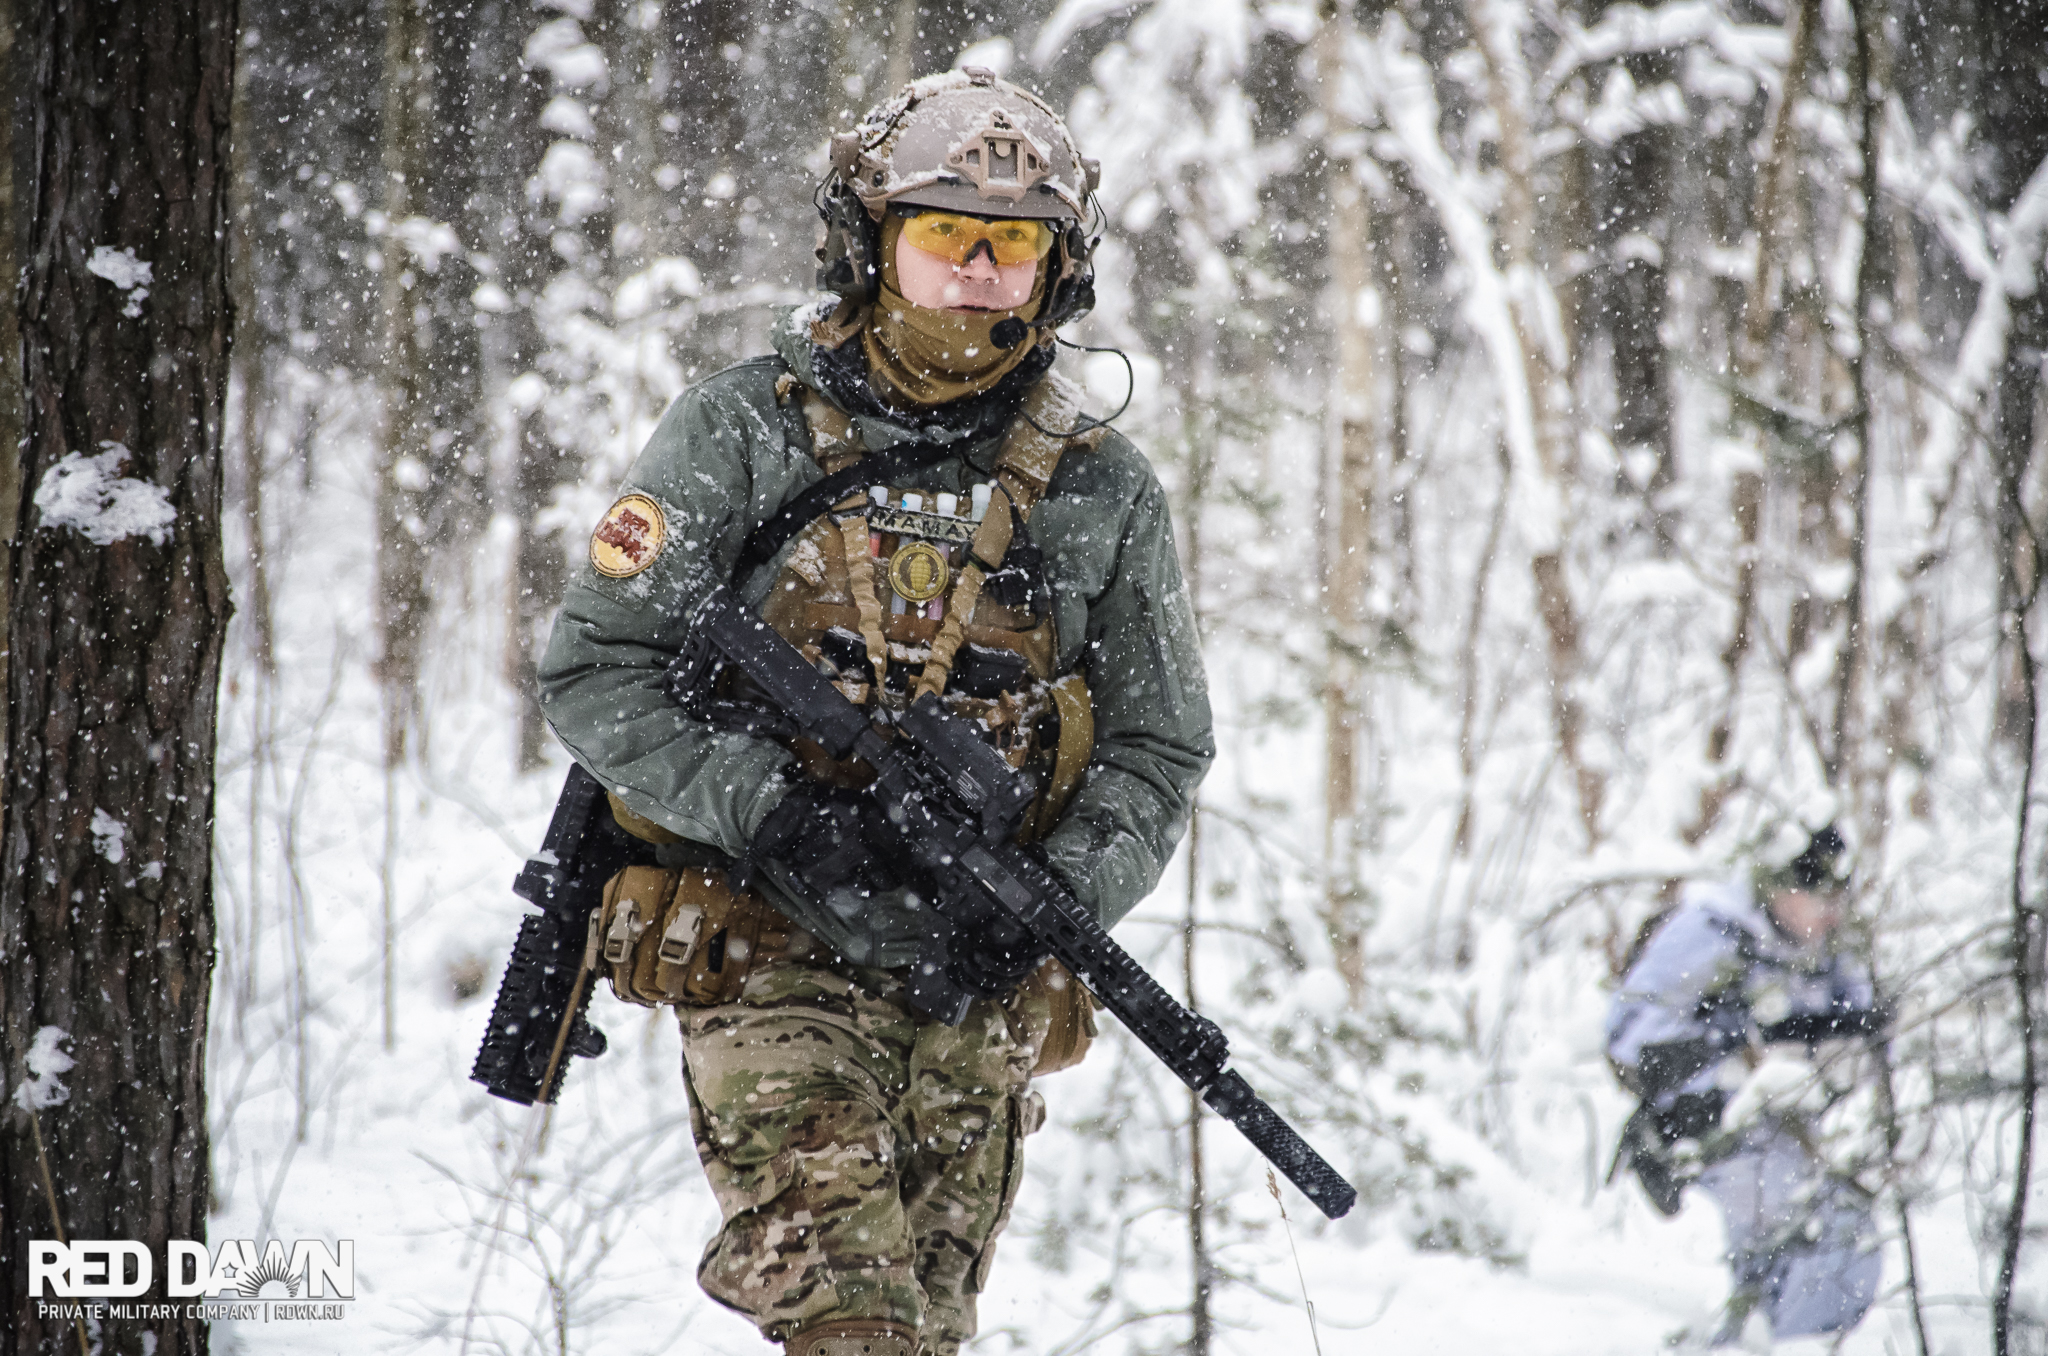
[909,924,973,1026]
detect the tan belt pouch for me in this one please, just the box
[596,866,804,1008]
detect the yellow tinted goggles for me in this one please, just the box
[899,211,1056,266]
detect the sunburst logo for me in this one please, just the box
[235,1253,302,1298]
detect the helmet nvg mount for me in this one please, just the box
[817,67,1100,335]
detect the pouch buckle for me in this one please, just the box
[658,901,705,967]
[604,896,652,965]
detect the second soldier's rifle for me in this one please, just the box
[669,585,1358,1219]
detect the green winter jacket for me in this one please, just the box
[535,306,1212,954]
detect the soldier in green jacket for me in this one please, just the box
[536,69,1212,1356]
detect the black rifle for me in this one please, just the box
[470,763,649,1105]
[1758,1004,1890,1047]
[671,585,1358,1219]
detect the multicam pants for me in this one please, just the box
[678,956,1048,1355]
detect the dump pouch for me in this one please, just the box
[1005,956,1098,1076]
[594,865,810,1008]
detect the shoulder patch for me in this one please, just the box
[590,494,668,578]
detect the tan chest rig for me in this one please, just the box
[591,370,1105,1076]
[755,371,1102,838]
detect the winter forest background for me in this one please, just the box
[177,0,2048,1351]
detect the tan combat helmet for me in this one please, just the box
[833,66,1099,221]
[816,67,1100,330]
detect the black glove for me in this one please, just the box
[736,781,898,904]
[948,914,1052,997]
[1634,1034,1735,1101]
[1612,1092,1728,1217]
[943,845,1056,997]
[1654,1090,1728,1142]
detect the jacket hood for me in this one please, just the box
[1682,876,1766,932]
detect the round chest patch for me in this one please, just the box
[590,494,667,578]
[887,541,951,603]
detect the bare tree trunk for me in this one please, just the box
[376,0,432,1051]
[1687,0,1820,841]
[473,1,564,772]
[1872,1037,1933,1356]
[1991,318,2042,1356]
[1554,140,1593,393]
[1685,469,1761,843]
[1599,46,1676,530]
[1738,0,1821,376]
[1,3,234,1350]
[1183,809,1213,1356]
[377,0,432,770]
[420,0,488,563]
[508,399,567,771]
[231,353,274,674]
[594,0,665,273]
[1469,0,1603,845]
[373,0,486,731]
[1829,0,1883,800]
[230,47,275,678]
[1982,9,2048,1346]
[884,0,919,91]
[1318,0,1376,1007]
[664,0,746,372]
[1378,182,1417,606]
[1176,381,1215,1356]
[1702,110,1750,353]
[876,0,978,88]
[0,0,18,795]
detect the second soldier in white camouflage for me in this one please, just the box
[1608,828,1888,1346]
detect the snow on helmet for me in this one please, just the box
[835,66,1096,220]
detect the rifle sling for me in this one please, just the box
[733,440,949,580]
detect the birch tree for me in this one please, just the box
[1318,0,1380,1006]
[376,0,433,777]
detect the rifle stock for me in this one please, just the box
[470,763,647,1105]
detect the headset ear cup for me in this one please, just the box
[847,192,880,304]
[1064,271,1095,326]
[1041,223,1094,330]
[815,181,882,305]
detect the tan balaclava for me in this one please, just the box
[861,215,1048,409]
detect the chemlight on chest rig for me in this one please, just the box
[858,483,996,619]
